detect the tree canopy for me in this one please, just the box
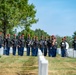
[0,0,38,38]
[72,31,76,38]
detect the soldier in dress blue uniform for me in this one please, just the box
[47,36,52,57]
[3,35,7,55]
[26,34,31,56]
[35,36,39,56]
[64,36,69,57]
[72,36,76,50]
[44,37,48,56]
[60,38,66,57]
[39,36,44,53]
[20,34,25,56]
[51,37,57,57]
[17,35,21,55]
[5,34,11,55]
[0,32,3,48]
[11,34,18,55]
[31,36,35,56]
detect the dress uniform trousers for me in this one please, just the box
[27,46,30,56]
[13,47,16,55]
[61,49,66,57]
[6,46,10,55]
[20,46,24,56]
[44,47,47,56]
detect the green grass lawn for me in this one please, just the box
[0,54,76,75]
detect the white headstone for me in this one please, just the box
[0,47,3,55]
[40,59,48,75]
[74,50,76,58]
[38,49,48,75]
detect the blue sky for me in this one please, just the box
[28,0,76,36]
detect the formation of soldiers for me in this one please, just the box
[0,33,76,57]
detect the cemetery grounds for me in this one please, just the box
[0,54,76,75]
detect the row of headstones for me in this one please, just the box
[0,47,76,58]
[57,48,76,58]
[38,49,48,75]
[0,47,27,55]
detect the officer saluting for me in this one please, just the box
[51,37,57,57]
[11,34,17,55]
[26,34,31,56]
[6,34,11,55]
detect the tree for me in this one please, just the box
[72,31,76,38]
[0,0,38,38]
[56,35,62,48]
[18,28,49,40]
[34,29,49,40]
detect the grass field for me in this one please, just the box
[0,54,76,75]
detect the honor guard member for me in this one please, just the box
[3,35,7,55]
[72,36,76,50]
[47,36,52,57]
[6,34,11,55]
[20,34,25,56]
[17,35,21,55]
[64,36,69,56]
[35,36,39,56]
[0,32,3,48]
[60,38,66,57]
[11,34,18,55]
[31,36,35,56]
[44,37,48,56]
[51,37,57,57]
[26,34,31,56]
[39,35,44,53]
